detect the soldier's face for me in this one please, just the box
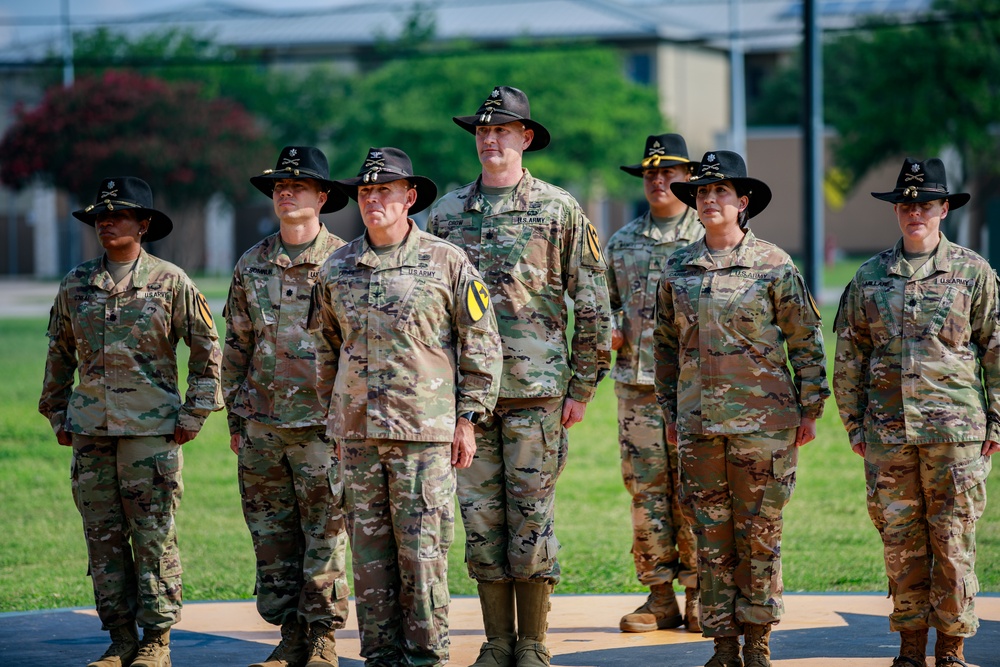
[95,209,147,253]
[895,199,947,251]
[696,181,746,231]
[272,178,327,223]
[643,166,688,210]
[475,122,533,171]
[358,180,416,233]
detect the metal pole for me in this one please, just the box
[803,0,824,297]
[62,0,74,87]
[730,0,746,157]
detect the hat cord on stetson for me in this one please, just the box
[691,170,728,181]
[260,166,327,179]
[84,199,144,213]
[641,154,689,168]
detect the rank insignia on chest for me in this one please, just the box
[467,280,491,322]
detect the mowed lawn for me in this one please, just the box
[1,281,998,612]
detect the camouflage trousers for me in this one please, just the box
[864,441,991,637]
[677,428,797,637]
[71,434,183,631]
[239,421,350,627]
[458,396,568,583]
[343,440,455,667]
[616,382,697,589]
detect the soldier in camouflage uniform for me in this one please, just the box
[39,176,223,667]
[223,146,352,667]
[833,157,999,667]
[426,86,612,667]
[653,152,829,667]
[312,147,502,667]
[608,133,702,635]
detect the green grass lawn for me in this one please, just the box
[1,270,998,612]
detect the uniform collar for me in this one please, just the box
[887,233,953,278]
[638,208,698,244]
[684,229,758,270]
[266,224,330,268]
[464,169,534,214]
[357,219,421,270]
[89,248,152,291]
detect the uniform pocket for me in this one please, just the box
[418,470,455,562]
[949,455,991,525]
[152,446,184,513]
[509,228,559,293]
[757,446,797,521]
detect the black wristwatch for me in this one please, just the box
[459,411,481,425]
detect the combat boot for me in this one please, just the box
[513,580,552,667]
[87,622,139,667]
[934,632,968,666]
[469,581,516,667]
[705,636,742,667]
[131,628,170,667]
[742,623,771,667]
[685,587,702,633]
[619,583,683,632]
[890,628,928,667]
[250,616,308,667]
[304,621,338,667]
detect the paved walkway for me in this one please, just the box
[2,593,998,666]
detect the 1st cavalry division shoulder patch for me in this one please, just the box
[196,292,214,329]
[586,223,603,263]
[466,280,491,323]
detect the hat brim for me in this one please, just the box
[334,174,439,215]
[72,205,174,243]
[249,174,349,214]
[670,176,772,219]
[452,114,551,152]
[620,159,697,177]
[871,190,970,210]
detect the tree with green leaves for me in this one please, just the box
[0,70,270,269]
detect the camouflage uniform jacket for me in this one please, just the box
[222,225,345,436]
[313,221,502,442]
[606,209,703,385]
[426,170,612,402]
[654,230,829,434]
[833,234,1000,446]
[39,249,223,436]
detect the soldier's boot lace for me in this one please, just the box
[742,623,772,667]
[470,581,516,667]
[87,621,140,667]
[130,628,171,667]
[304,621,338,667]
[889,628,928,667]
[513,580,553,667]
[685,587,702,634]
[934,632,969,667]
[619,583,683,633]
[250,616,308,667]
[705,636,743,667]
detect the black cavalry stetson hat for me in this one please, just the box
[249,145,349,214]
[334,147,438,215]
[620,133,696,177]
[670,150,772,219]
[871,157,970,209]
[453,85,551,152]
[72,176,173,242]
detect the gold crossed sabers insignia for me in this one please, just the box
[479,98,503,123]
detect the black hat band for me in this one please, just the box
[261,166,327,180]
[691,171,729,181]
[83,199,144,213]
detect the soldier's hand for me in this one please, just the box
[173,426,198,445]
[611,328,624,351]
[851,442,866,457]
[666,422,678,446]
[794,418,817,447]
[55,426,73,447]
[561,398,587,428]
[230,433,241,455]
[982,439,1000,457]
[452,418,477,468]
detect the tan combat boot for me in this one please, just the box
[304,621,338,667]
[619,583,683,632]
[131,628,171,667]
[513,580,552,667]
[742,623,772,667]
[685,587,702,633]
[935,632,968,667]
[87,622,139,667]
[705,636,743,667]
[469,581,516,667]
[250,617,308,667]
[890,628,928,667]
